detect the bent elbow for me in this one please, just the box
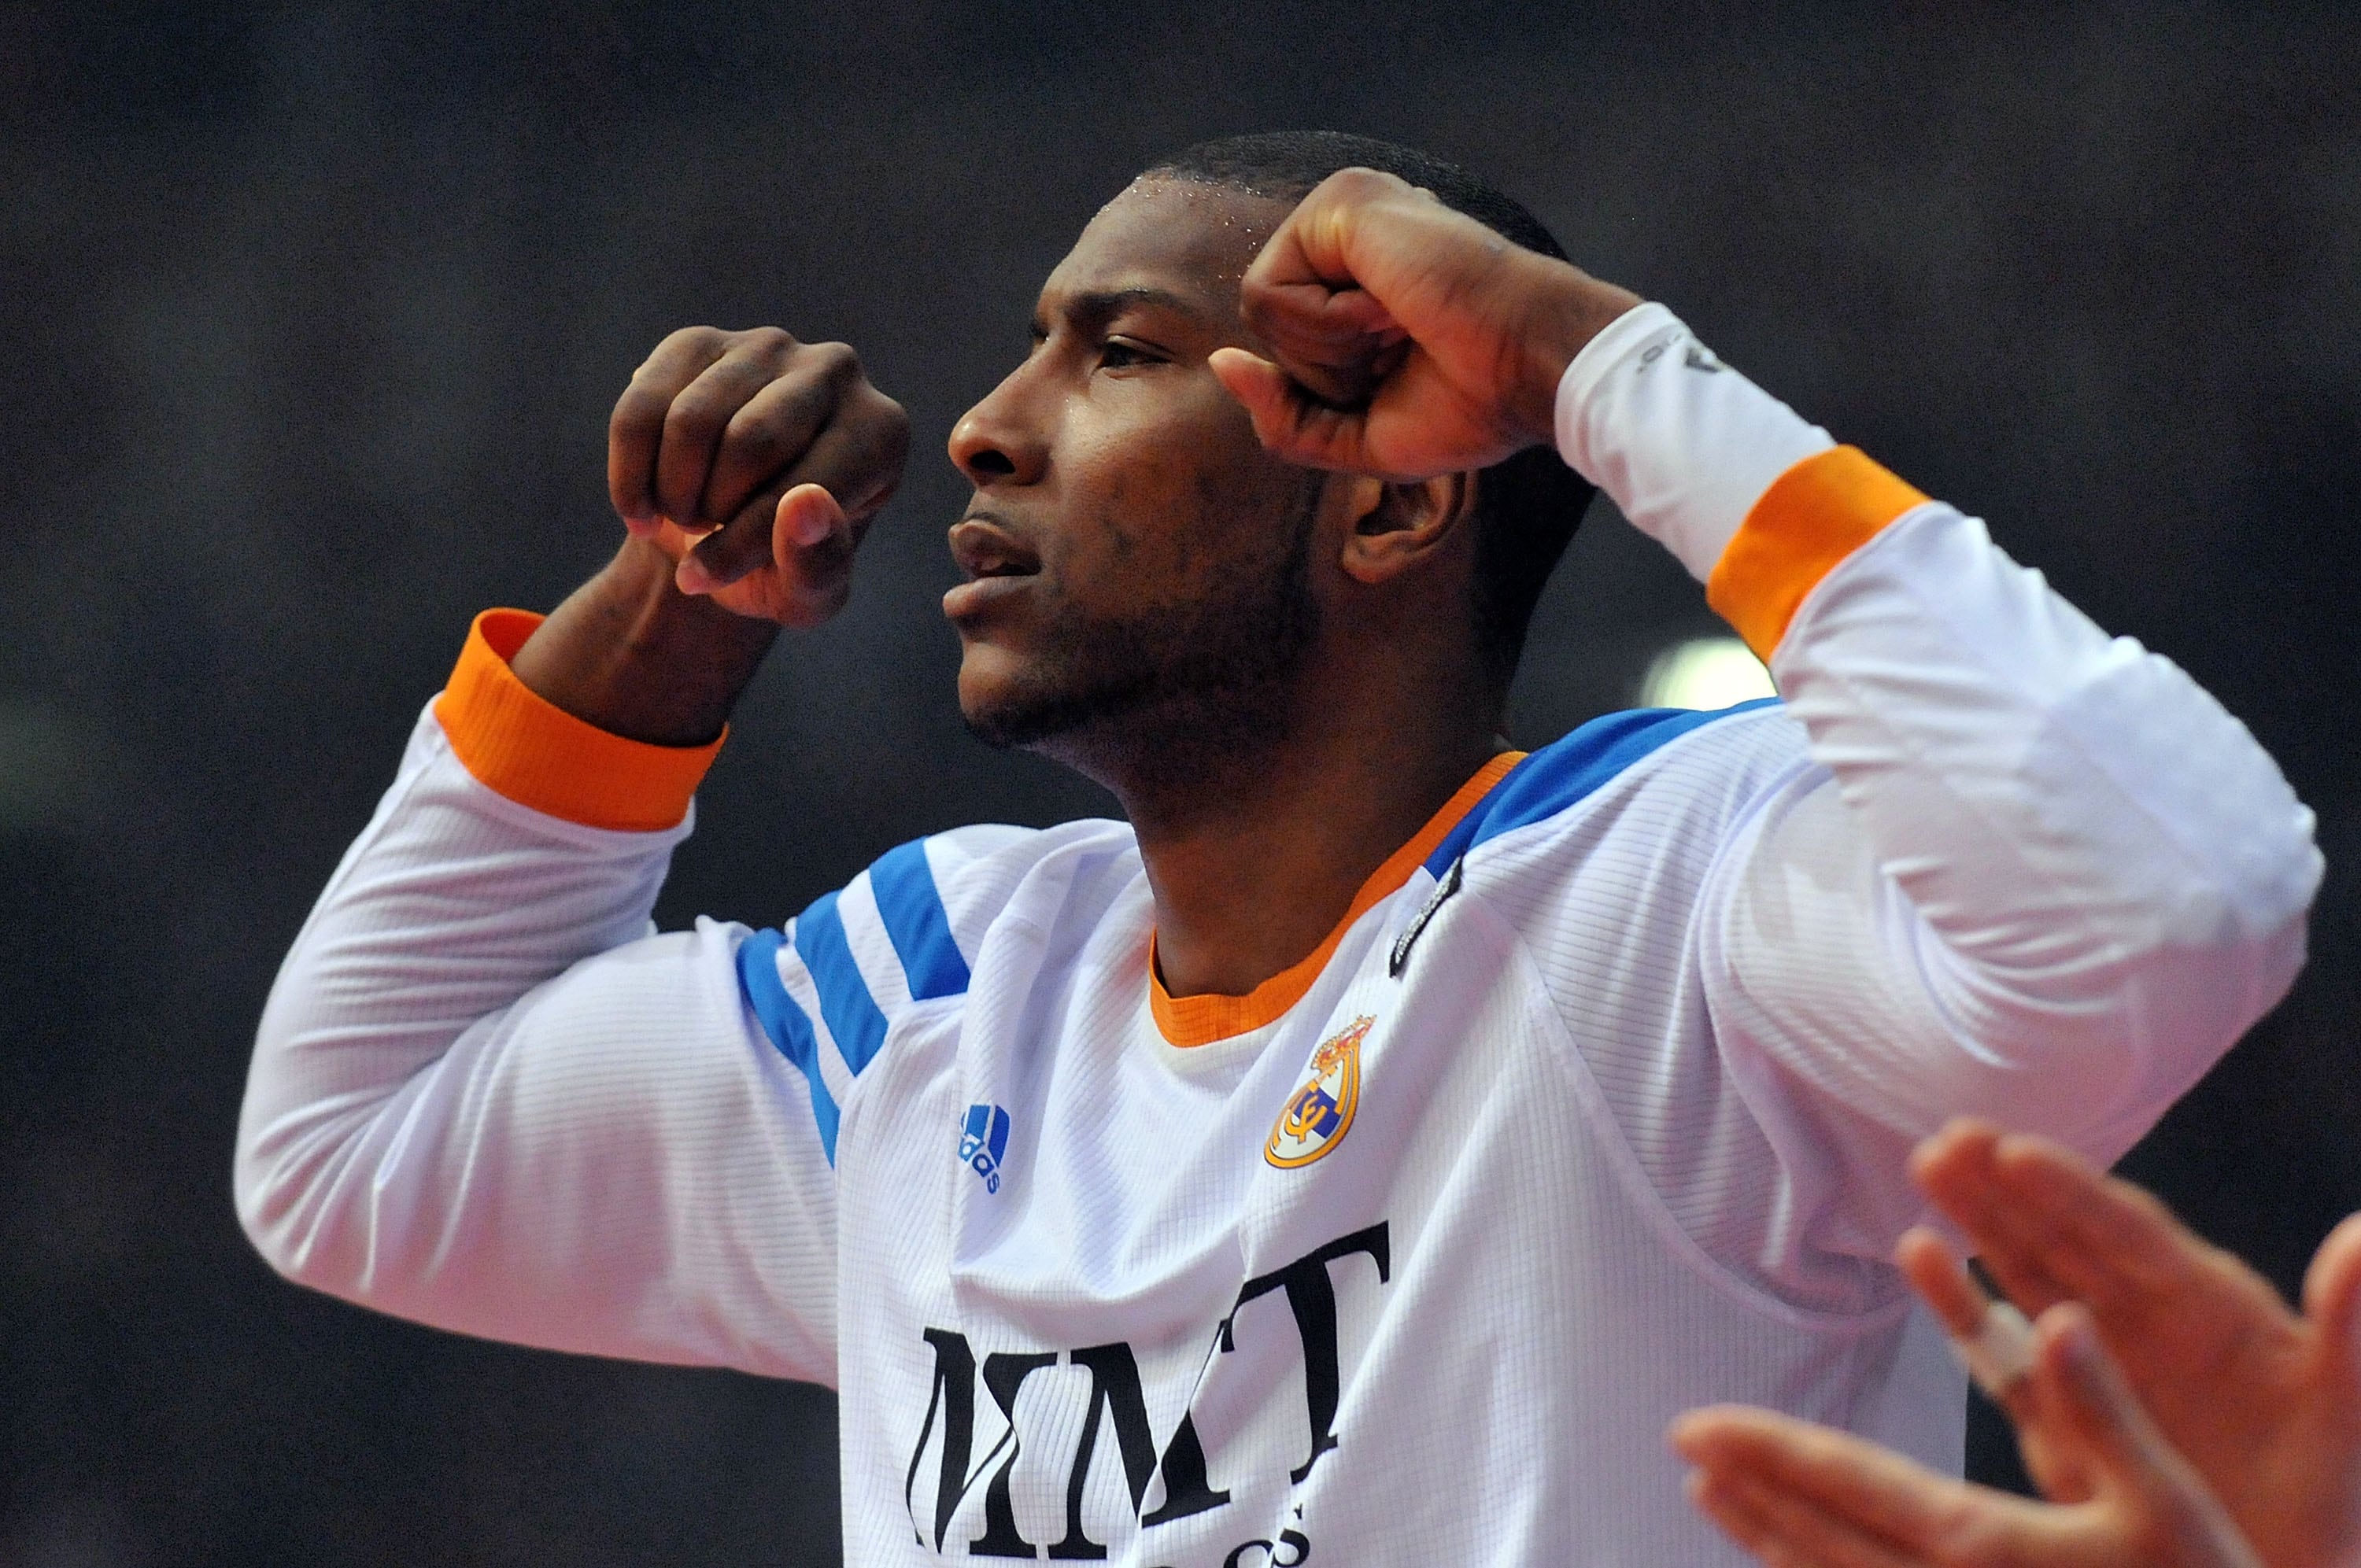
[231,1068,378,1297]
[2219,807,2322,972]
[2156,799,2320,1026]
[231,1106,319,1288]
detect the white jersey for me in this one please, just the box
[237,304,2321,1566]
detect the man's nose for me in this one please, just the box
[948,368,1049,487]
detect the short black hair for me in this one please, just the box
[1145,131,1597,690]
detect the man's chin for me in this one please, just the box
[956,656,1151,756]
[958,682,1109,753]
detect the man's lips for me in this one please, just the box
[949,515,1042,580]
[944,515,1042,620]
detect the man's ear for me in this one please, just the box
[1337,471,1478,585]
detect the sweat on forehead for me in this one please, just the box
[1102,175,1284,236]
[1059,179,1291,296]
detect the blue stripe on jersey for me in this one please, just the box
[735,929,842,1164]
[867,839,972,1002]
[1424,699,1783,876]
[794,889,891,1077]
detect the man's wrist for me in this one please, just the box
[508,537,781,747]
[1511,256,1645,450]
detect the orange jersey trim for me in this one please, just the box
[1148,751,1526,1048]
[1706,446,1931,660]
[431,609,726,832]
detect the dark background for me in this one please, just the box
[4,2,2357,1563]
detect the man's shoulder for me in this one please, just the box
[752,818,1136,1077]
[1448,699,1805,876]
[862,817,1139,989]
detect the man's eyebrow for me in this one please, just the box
[1034,286,1207,336]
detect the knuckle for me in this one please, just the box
[663,387,724,441]
[863,390,911,439]
[610,383,666,432]
[739,325,798,356]
[719,417,790,467]
[655,324,723,360]
[804,340,861,381]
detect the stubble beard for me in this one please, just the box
[961,493,1322,797]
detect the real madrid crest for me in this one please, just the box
[1265,1014,1372,1169]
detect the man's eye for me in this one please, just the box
[1099,339,1159,370]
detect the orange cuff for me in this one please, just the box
[431,609,725,832]
[1706,446,1931,660]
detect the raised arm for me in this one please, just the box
[234,330,909,1378]
[1216,168,2321,1236]
[1548,301,2316,1170]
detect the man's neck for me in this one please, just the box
[1109,697,1508,1004]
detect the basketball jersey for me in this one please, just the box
[238,304,2320,1564]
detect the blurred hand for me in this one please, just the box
[608,326,908,626]
[1675,1302,2266,1568]
[1912,1122,2361,1568]
[1207,166,1640,481]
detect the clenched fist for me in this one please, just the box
[608,326,909,626]
[1209,167,1640,481]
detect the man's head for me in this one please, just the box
[944,131,1594,783]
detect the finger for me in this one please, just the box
[1901,1230,2044,1428]
[1247,178,1362,295]
[1915,1128,2092,1319]
[1689,1459,1965,1568]
[674,485,854,619]
[1908,1116,2006,1193]
[2033,1306,2264,1566]
[655,346,799,529]
[1260,165,1421,289]
[610,328,731,528]
[1239,278,1401,353]
[1687,1470,1895,1568]
[1898,1227,1989,1339]
[1238,281,1403,404]
[1674,1406,1977,1551]
[1207,347,1376,472]
[2032,1304,2181,1486]
[700,350,854,528]
[1982,1138,2289,1354]
[1686,1470,1801,1564]
[678,404,902,594]
[2301,1211,2361,1389]
[777,479,846,550]
[741,485,855,625]
[1721,1471,1952,1568]
[1990,1136,2193,1299]
[1688,1470,1872,1568]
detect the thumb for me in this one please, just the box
[774,481,846,553]
[1208,347,1369,472]
[1209,347,1297,432]
[674,481,843,597]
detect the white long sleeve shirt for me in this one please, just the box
[237,303,2320,1566]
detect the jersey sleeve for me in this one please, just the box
[1546,304,2322,1285]
[234,611,1020,1382]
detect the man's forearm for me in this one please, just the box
[508,537,783,747]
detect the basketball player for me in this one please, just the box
[237,134,2322,1564]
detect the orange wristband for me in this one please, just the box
[431,609,725,832]
[1706,447,1931,660]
